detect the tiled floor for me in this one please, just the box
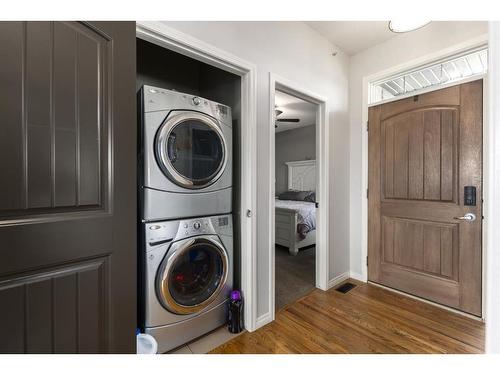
[168,325,243,354]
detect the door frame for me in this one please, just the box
[135,21,259,331]
[360,35,489,319]
[268,73,330,323]
[486,21,500,353]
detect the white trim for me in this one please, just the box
[285,160,316,166]
[255,312,273,330]
[135,21,259,332]
[360,34,489,287]
[485,21,500,353]
[269,73,330,323]
[369,73,487,107]
[370,45,487,85]
[328,272,350,289]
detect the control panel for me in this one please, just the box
[143,85,230,122]
[145,215,231,249]
[177,218,213,239]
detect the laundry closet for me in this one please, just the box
[136,38,242,353]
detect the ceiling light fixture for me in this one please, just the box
[388,20,431,33]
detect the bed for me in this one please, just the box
[275,160,316,256]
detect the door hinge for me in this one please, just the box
[366,189,369,199]
[366,256,369,266]
[366,121,369,132]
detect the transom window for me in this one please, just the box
[369,46,488,105]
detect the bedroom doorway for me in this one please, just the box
[268,74,329,321]
[274,90,318,310]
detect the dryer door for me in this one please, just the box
[156,236,229,315]
[155,111,227,189]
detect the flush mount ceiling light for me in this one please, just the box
[388,20,431,33]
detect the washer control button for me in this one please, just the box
[192,97,201,106]
[193,221,201,230]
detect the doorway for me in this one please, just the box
[367,80,483,316]
[268,74,330,322]
[136,21,258,331]
[274,90,317,310]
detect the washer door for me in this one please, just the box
[155,111,227,189]
[156,236,229,315]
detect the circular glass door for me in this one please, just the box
[156,112,227,189]
[157,237,228,315]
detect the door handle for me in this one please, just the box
[454,213,476,222]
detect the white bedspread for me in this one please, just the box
[275,199,316,236]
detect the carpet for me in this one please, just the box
[275,245,315,311]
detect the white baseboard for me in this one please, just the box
[349,271,366,282]
[255,312,272,330]
[256,270,365,330]
[327,272,350,289]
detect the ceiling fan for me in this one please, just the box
[274,108,300,128]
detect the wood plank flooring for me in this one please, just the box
[210,280,485,354]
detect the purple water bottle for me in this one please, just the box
[228,290,244,333]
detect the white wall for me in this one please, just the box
[486,21,500,353]
[349,21,488,280]
[161,22,350,320]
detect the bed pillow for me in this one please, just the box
[278,190,313,202]
[304,191,316,203]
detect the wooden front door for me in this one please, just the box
[368,80,482,316]
[0,21,137,352]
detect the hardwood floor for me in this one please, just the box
[210,280,485,354]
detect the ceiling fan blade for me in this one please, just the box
[276,118,300,123]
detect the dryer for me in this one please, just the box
[141,214,233,353]
[138,85,233,222]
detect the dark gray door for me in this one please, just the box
[0,21,136,353]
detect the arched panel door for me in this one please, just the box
[368,81,483,316]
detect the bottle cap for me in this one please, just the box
[230,290,241,301]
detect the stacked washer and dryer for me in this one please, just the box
[138,85,234,353]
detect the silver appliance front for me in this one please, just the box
[146,300,228,354]
[143,214,233,352]
[156,236,229,315]
[155,111,228,190]
[139,86,233,221]
[142,187,232,222]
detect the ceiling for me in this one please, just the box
[306,21,397,55]
[274,90,316,133]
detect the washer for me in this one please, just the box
[142,214,233,353]
[138,85,232,221]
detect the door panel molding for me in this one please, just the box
[0,256,109,353]
[381,107,459,203]
[0,21,111,223]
